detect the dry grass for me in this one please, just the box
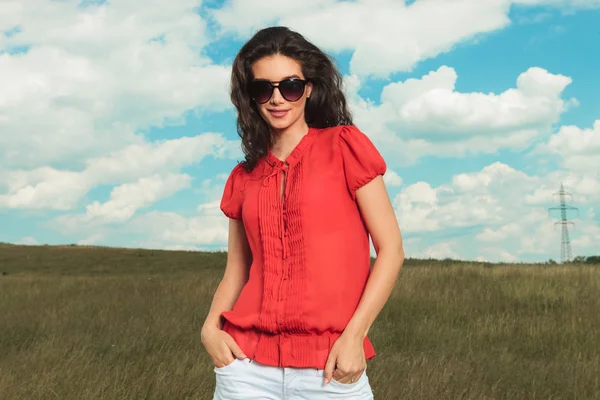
[1,244,599,399]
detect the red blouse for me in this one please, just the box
[219,124,387,369]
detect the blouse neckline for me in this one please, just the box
[266,126,318,167]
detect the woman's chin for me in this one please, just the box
[267,117,293,131]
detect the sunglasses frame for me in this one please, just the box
[248,78,309,104]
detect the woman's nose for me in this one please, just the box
[270,87,286,104]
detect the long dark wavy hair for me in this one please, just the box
[230,26,353,172]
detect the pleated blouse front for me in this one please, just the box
[219,124,386,370]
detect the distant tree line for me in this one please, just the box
[573,255,600,264]
[373,257,494,267]
[373,256,600,266]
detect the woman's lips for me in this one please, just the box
[268,110,289,118]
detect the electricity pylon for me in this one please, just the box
[548,182,579,264]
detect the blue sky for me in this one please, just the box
[1,0,599,263]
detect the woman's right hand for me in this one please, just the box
[201,325,247,368]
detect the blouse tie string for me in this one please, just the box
[262,163,289,260]
[262,163,288,187]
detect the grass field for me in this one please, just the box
[1,243,599,399]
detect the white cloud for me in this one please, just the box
[211,0,336,37]
[514,0,600,9]
[162,244,206,252]
[477,247,520,262]
[16,236,38,245]
[571,222,600,251]
[77,233,104,246]
[395,162,539,234]
[383,169,403,187]
[394,160,599,262]
[349,66,574,163]
[124,175,234,247]
[0,0,231,169]
[212,0,511,77]
[50,205,231,250]
[394,181,442,232]
[527,120,600,209]
[84,133,233,184]
[128,208,230,248]
[0,168,89,210]
[541,120,600,171]
[520,218,563,255]
[83,173,191,223]
[0,133,231,210]
[476,223,521,242]
[45,168,236,249]
[2,0,597,261]
[421,241,461,260]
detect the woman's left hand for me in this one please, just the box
[323,331,366,385]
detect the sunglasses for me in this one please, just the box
[248,78,309,104]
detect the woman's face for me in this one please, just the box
[250,54,312,133]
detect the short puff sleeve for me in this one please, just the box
[338,125,387,200]
[220,163,245,219]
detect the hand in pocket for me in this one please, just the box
[201,325,246,368]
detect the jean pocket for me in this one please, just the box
[213,358,240,373]
[330,369,366,387]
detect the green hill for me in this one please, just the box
[1,243,599,399]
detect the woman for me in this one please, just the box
[201,26,405,399]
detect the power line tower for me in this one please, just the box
[548,182,579,264]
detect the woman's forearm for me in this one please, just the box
[204,219,252,331]
[203,273,248,330]
[344,245,405,339]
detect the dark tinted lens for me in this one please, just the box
[249,81,273,103]
[279,79,305,102]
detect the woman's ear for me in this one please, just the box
[306,82,313,99]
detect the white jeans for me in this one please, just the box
[213,357,374,399]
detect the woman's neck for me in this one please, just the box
[269,120,310,159]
